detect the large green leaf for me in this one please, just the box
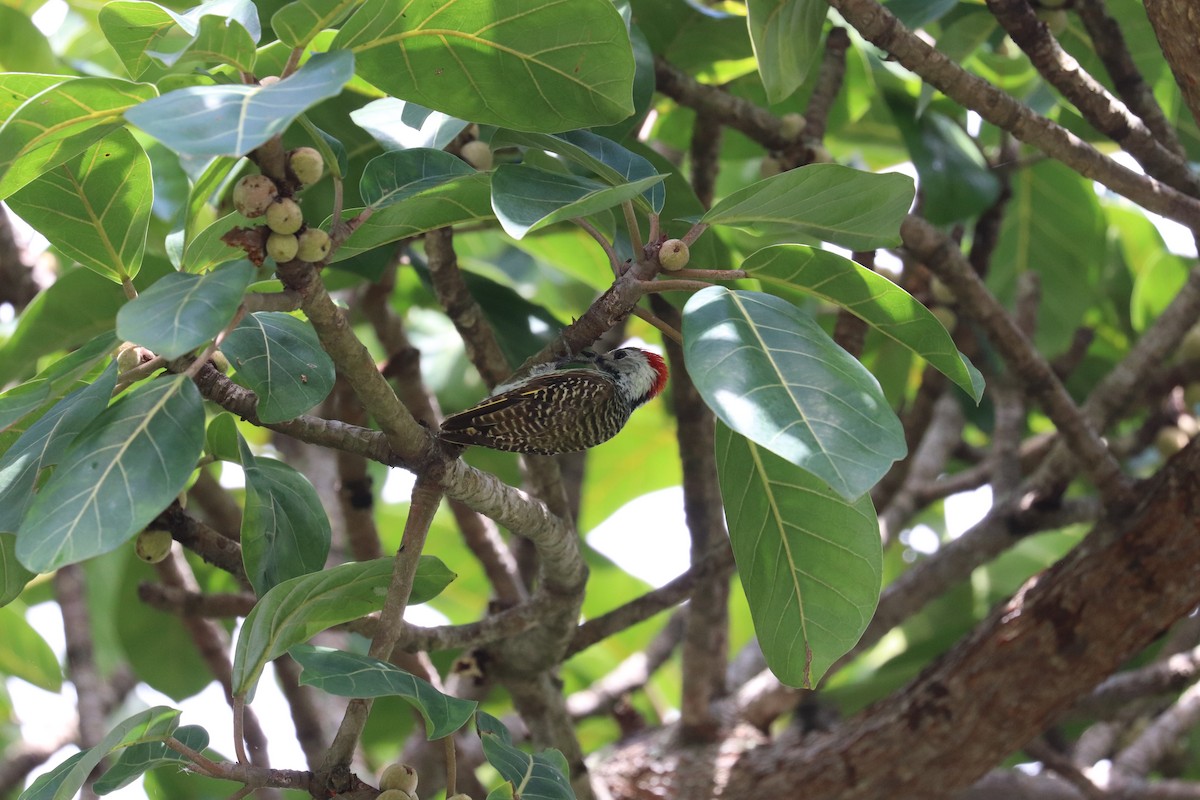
[240,440,332,594]
[0,535,34,606]
[15,376,205,573]
[491,128,666,213]
[330,173,494,261]
[717,423,882,688]
[7,128,153,283]
[682,287,905,500]
[476,711,573,800]
[360,148,475,211]
[700,164,915,250]
[0,604,63,690]
[0,331,116,436]
[115,552,214,700]
[19,706,180,800]
[0,73,68,122]
[219,311,336,424]
[272,0,357,48]
[332,0,634,133]
[0,364,118,535]
[989,160,1106,353]
[747,0,826,103]
[100,0,261,78]
[290,644,477,738]
[743,245,984,401]
[491,164,664,239]
[885,94,999,225]
[116,261,254,359]
[0,77,157,200]
[125,50,353,158]
[93,724,209,795]
[231,556,456,698]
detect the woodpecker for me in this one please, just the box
[439,347,669,455]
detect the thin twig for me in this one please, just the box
[631,306,683,344]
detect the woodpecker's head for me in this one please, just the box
[597,347,669,408]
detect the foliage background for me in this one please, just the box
[2,0,1200,799]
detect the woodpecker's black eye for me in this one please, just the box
[614,350,627,360]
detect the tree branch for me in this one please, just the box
[825,0,1200,228]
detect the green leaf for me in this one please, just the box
[115,552,213,700]
[205,412,242,462]
[97,1,180,80]
[272,0,357,48]
[989,160,1105,353]
[100,0,261,79]
[349,97,469,151]
[717,423,881,688]
[700,164,915,250]
[360,149,475,211]
[219,311,336,424]
[0,535,34,606]
[6,128,153,283]
[240,441,332,594]
[0,77,157,200]
[231,556,456,697]
[747,0,826,103]
[150,14,257,74]
[0,604,63,689]
[683,287,905,500]
[0,364,118,535]
[743,245,984,401]
[181,212,250,273]
[476,711,573,800]
[93,724,209,795]
[0,260,175,387]
[330,173,494,261]
[0,73,68,122]
[885,95,1000,225]
[491,128,666,213]
[0,381,51,437]
[491,164,665,239]
[125,50,353,158]
[18,706,180,800]
[0,332,117,437]
[1112,205,1185,332]
[332,0,634,133]
[0,8,63,74]
[290,645,477,738]
[16,375,205,573]
[116,262,254,359]
[182,156,238,244]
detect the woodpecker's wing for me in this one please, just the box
[439,370,619,454]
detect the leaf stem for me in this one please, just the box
[280,47,303,79]
[444,735,457,797]
[232,694,249,764]
[622,200,645,260]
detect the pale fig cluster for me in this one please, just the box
[232,147,331,265]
